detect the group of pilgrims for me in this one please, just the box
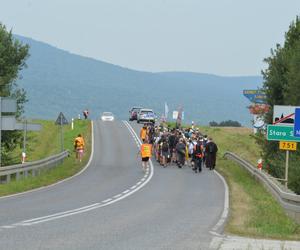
[139,122,218,173]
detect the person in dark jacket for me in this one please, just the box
[205,137,218,170]
[176,138,186,168]
[193,139,203,173]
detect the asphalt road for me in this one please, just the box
[0,120,225,250]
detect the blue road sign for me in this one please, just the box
[243,90,267,104]
[294,108,300,137]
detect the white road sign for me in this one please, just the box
[172,111,178,120]
[273,105,300,126]
[1,116,16,130]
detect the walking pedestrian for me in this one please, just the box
[74,134,85,162]
[140,124,148,143]
[160,138,169,167]
[83,109,89,120]
[139,139,152,171]
[193,138,204,173]
[205,137,218,170]
[176,138,186,168]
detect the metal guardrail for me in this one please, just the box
[224,152,300,223]
[0,151,69,183]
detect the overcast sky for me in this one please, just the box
[1,0,300,76]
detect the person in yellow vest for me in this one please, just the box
[74,134,85,162]
[139,139,152,171]
[140,124,148,142]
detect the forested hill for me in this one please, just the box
[15,35,262,126]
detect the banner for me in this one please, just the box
[164,102,169,119]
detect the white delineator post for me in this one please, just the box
[71,118,74,130]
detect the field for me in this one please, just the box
[200,126,300,240]
[0,119,91,197]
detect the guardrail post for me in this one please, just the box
[6,174,10,183]
[16,172,20,181]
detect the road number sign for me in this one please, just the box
[279,141,297,151]
[267,125,300,142]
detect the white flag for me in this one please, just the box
[164,102,169,119]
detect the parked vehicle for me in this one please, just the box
[129,107,143,121]
[101,112,114,121]
[137,108,155,124]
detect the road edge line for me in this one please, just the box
[0,121,95,200]
[210,169,229,234]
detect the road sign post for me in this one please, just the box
[267,106,300,189]
[55,112,68,152]
[0,97,17,166]
[279,141,297,188]
[268,121,300,188]
[285,150,290,188]
[0,97,42,165]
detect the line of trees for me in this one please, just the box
[258,17,300,193]
[0,23,29,165]
[209,120,242,127]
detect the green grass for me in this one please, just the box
[199,126,300,240]
[0,119,91,197]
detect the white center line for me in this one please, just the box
[0,121,154,230]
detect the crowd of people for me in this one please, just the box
[139,123,218,173]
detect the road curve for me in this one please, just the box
[0,120,225,250]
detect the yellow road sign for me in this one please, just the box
[279,141,297,151]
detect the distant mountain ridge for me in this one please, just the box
[15,35,262,126]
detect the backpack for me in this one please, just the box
[75,138,83,148]
[194,143,203,158]
[162,141,169,152]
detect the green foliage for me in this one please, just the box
[198,126,300,239]
[0,119,91,196]
[260,16,300,193]
[0,23,29,166]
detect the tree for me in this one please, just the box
[260,16,300,193]
[0,23,29,165]
[209,120,241,127]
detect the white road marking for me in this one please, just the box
[210,169,229,234]
[21,203,101,224]
[0,121,154,229]
[1,226,15,229]
[130,185,137,189]
[0,121,95,201]
[102,199,112,203]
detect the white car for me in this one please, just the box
[137,109,155,124]
[101,112,114,121]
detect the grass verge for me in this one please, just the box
[0,119,91,197]
[200,126,300,240]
